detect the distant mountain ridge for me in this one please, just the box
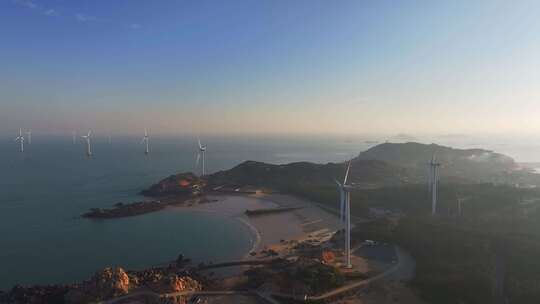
[207,159,409,190]
[355,142,518,183]
[206,142,529,190]
[142,142,535,198]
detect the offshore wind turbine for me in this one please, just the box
[335,160,353,268]
[141,129,150,155]
[428,154,441,216]
[81,130,92,157]
[26,129,32,145]
[15,128,24,152]
[196,138,207,176]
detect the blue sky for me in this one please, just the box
[2,0,540,135]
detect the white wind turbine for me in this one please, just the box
[141,129,150,155]
[428,154,441,216]
[81,130,92,157]
[335,159,353,268]
[26,129,32,145]
[15,128,24,152]
[196,138,207,176]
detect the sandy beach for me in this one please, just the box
[167,193,343,259]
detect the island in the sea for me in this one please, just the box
[81,173,215,219]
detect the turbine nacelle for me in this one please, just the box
[81,130,92,139]
[198,138,206,152]
[15,128,24,141]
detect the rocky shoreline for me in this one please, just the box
[81,196,217,219]
[0,254,206,304]
[82,172,214,219]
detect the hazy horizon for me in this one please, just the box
[3,1,540,136]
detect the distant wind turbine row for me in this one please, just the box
[13,128,208,177]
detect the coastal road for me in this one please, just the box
[102,290,278,304]
[269,244,413,302]
[387,246,415,281]
[101,245,414,304]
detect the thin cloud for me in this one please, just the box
[44,9,59,17]
[75,13,96,22]
[13,0,60,18]
[13,1,141,30]
[128,23,142,30]
[13,0,37,9]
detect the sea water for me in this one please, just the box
[0,134,370,289]
[1,133,538,289]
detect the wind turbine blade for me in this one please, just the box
[198,138,202,149]
[334,178,342,187]
[196,153,201,167]
[343,160,352,184]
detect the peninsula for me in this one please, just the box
[69,142,540,304]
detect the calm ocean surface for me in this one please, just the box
[0,134,538,289]
[0,135,372,289]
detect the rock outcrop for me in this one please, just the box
[64,267,132,304]
[166,275,201,293]
[92,267,131,297]
[140,172,202,197]
[1,253,202,303]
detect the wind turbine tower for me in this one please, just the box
[456,195,471,217]
[197,138,207,176]
[141,129,150,155]
[26,129,32,145]
[81,130,92,157]
[428,155,441,216]
[15,128,24,152]
[335,160,353,268]
[72,131,77,144]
